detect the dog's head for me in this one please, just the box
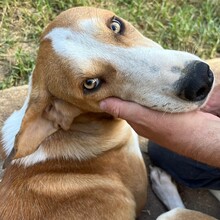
[4,7,214,162]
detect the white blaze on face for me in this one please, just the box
[44,18,203,112]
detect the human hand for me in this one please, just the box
[100,97,219,144]
[100,83,220,141]
[99,87,220,167]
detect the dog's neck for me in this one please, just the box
[40,112,132,161]
[1,97,134,167]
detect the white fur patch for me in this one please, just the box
[13,146,48,167]
[128,129,142,158]
[150,166,185,210]
[1,102,27,156]
[209,189,220,202]
[1,76,32,156]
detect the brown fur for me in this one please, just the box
[0,145,147,219]
[0,7,149,220]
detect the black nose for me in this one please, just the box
[177,61,214,102]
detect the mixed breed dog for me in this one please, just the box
[0,7,219,219]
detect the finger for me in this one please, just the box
[100,98,150,122]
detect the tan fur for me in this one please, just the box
[0,6,219,220]
[0,145,147,219]
[157,208,217,220]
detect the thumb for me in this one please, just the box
[99,98,147,121]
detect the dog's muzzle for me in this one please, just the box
[177,61,214,102]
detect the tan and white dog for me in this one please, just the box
[0,7,218,220]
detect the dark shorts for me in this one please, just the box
[148,141,220,190]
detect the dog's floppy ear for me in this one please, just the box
[4,97,81,167]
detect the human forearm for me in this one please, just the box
[140,111,220,167]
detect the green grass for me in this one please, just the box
[0,0,219,89]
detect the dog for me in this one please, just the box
[0,7,217,219]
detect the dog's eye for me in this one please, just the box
[83,78,101,91]
[110,18,122,34]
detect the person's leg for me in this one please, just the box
[148,141,220,190]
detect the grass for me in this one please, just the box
[0,0,219,89]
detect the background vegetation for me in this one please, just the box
[0,0,219,89]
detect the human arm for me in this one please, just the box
[100,87,220,168]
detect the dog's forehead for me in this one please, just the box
[41,6,150,49]
[39,6,164,80]
[42,7,116,37]
[62,7,115,21]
